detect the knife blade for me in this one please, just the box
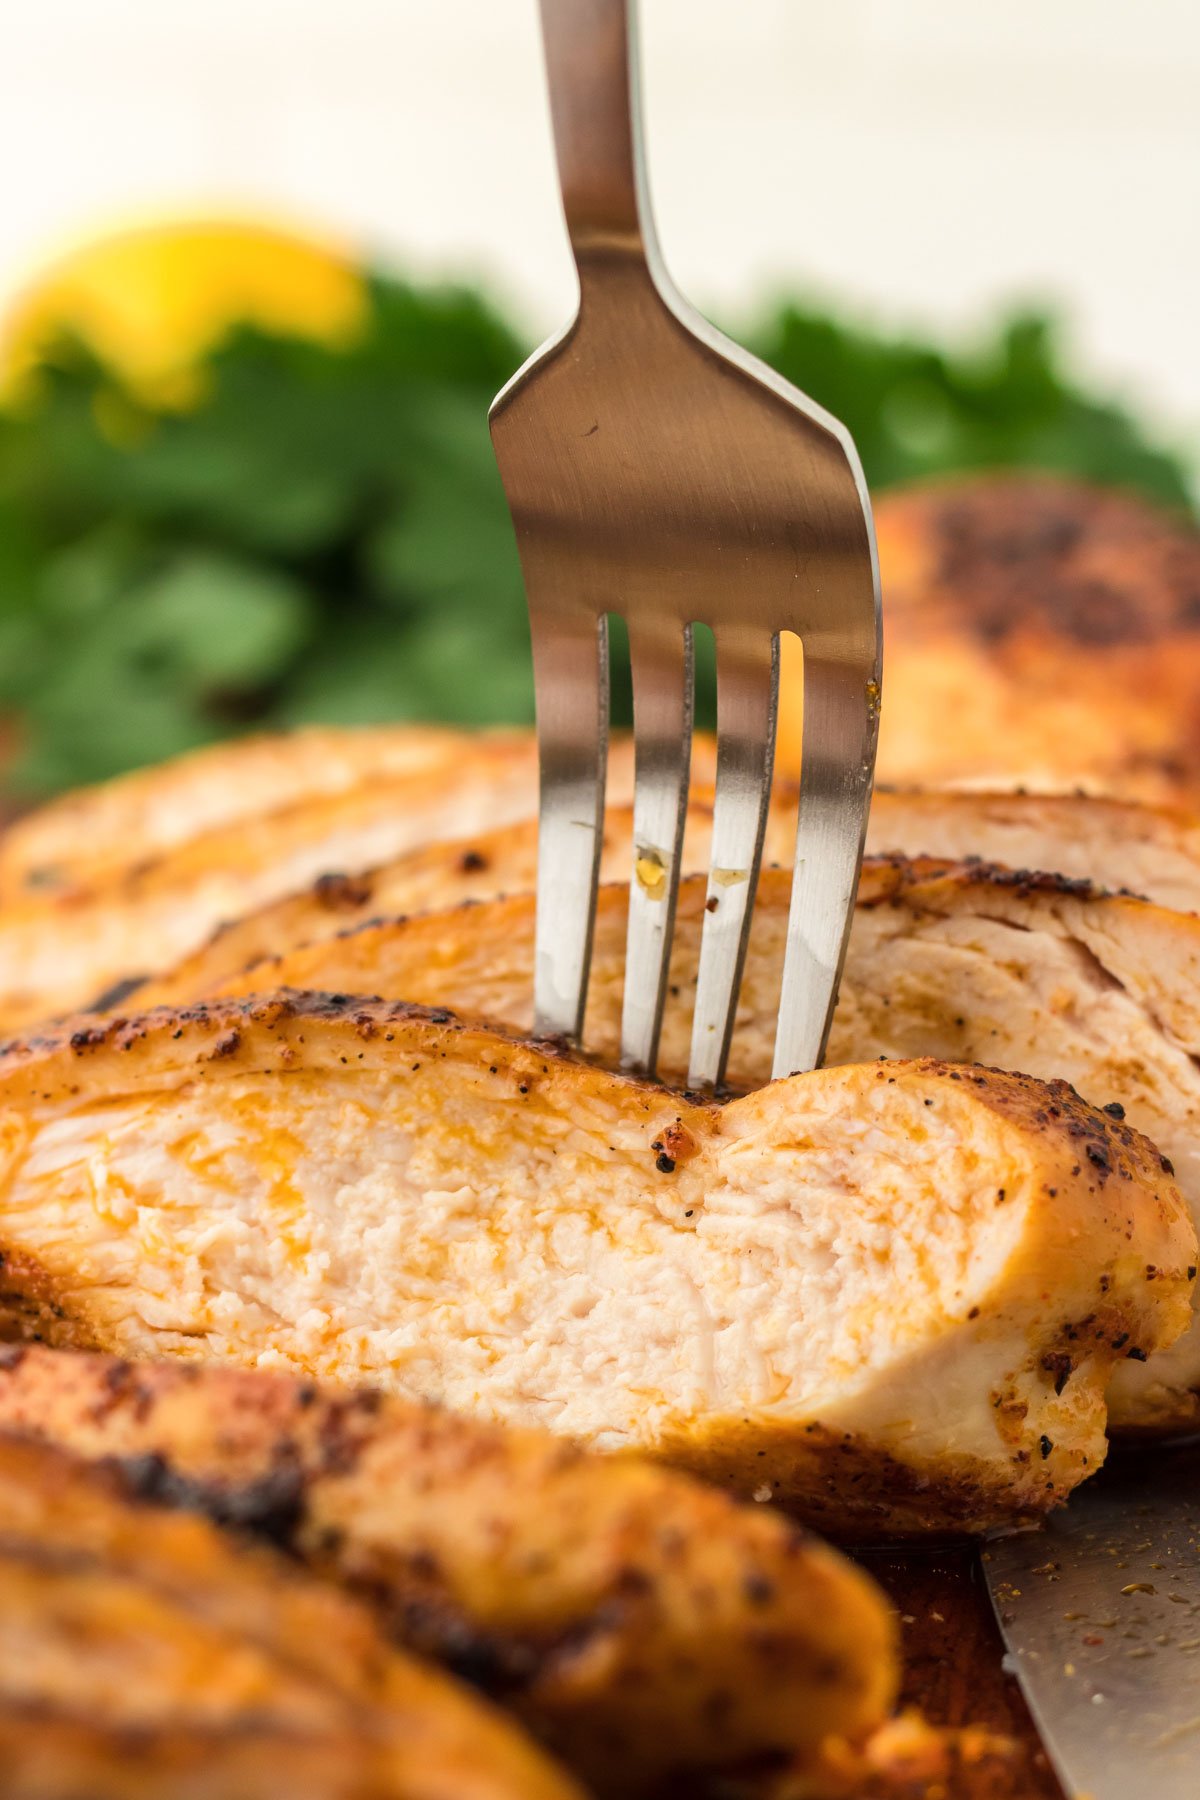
[984,1442,1200,1800]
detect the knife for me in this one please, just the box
[984,1442,1200,1799]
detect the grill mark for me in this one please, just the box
[110,1453,309,1550]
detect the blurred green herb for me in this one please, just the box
[0,273,1192,796]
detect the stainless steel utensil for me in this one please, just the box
[490,0,881,1089]
[985,1444,1200,1799]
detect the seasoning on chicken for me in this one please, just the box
[0,732,543,1033]
[864,473,1200,804]
[0,1433,581,1800]
[12,701,1200,1035]
[136,782,1200,1021]
[0,1344,897,1795]
[0,995,1188,1535]
[867,787,1200,913]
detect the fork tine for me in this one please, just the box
[772,650,879,1079]
[687,630,779,1091]
[531,608,610,1042]
[620,618,693,1075]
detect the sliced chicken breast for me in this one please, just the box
[136,785,1200,1021]
[202,859,1200,1431]
[868,788,1200,913]
[132,799,718,1011]
[0,1345,896,1794]
[0,1433,580,1800]
[11,713,1197,1035]
[0,995,1188,1535]
[0,724,531,900]
[0,744,542,1033]
[0,732,731,1033]
[854,473,1200,804]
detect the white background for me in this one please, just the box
[3,0,1198,456]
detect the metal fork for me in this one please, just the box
[489,0,881,1090]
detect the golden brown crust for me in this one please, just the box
[0,1345,897,1792]
[0,994,1188,1535]
[0,1434,581,1800]
[867,474,1200,802]
[879,473,1198,651]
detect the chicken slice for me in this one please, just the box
[131,800,716,1011]
[0,725,532,900]
[202,859,1200,1431]
[868,788,1200,913]
[0,743,541,1033]
[7,716,1195,1035]
[0,1345,896,1794]
[208,860,1200,1432]
[135,785,1200,1019]
[0,731,727,1034]
[0,725,730,907]
[0,1433,581,1800]
[0,995,1188,1535]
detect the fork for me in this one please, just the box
[489,0,881,1090]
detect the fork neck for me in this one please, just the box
[539,0,660,280]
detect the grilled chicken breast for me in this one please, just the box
[0,1345,896,1793]
[212,862,1200,1429]
[857,473,1200,803]
[7,703,1197,1033]
[0,730,727,1033]
[136,785,1200,1016]
[0,1432,580,1800]
[0,725,538,900]
[869,788,1200,914]
[131,797,743,1012]
[0,994,1188,1534]
[0,738,544,1033]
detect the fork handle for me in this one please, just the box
[539,0,655,264]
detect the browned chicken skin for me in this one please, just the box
[0,1345,897,1795]
[0,1433,582,1800]
[866,474,1200,803]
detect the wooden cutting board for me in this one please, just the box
[854,1545,1064,1799]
